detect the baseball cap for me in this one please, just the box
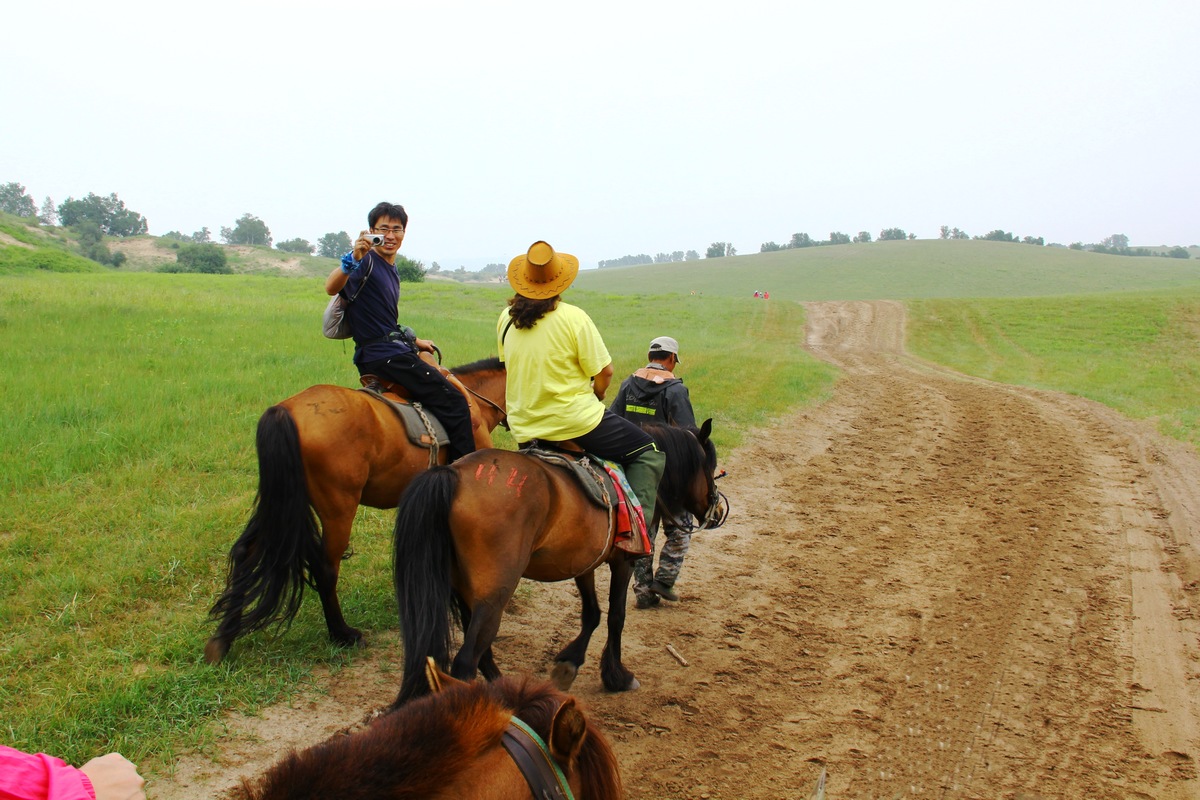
[648,336,680,363]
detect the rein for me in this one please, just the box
[461,382,508,428]
[502,715,575,800]
[450,363,508,429]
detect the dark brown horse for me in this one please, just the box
[233,659,623,800]
[204,357,507,664]
[392,420,720,705]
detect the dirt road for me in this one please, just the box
[160,300,1200,799]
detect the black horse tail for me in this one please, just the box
[392,465,460,706]
[204,405,324,664]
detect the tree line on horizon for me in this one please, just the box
[3,182,1193,276]
[598,225,1193,268]
[0,182,428,279]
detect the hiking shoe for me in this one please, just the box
[635,594,660,609]
[650,580,679,602]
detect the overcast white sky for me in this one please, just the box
[3,1,1197,269]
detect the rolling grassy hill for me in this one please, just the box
[575,239,1200,300]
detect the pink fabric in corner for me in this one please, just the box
[0,746,96,800]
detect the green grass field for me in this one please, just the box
[1,229,1199,777]
[907,289,1200,443]
[0,269,830,771]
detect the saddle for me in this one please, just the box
[520,444,651,555]
[357,354,493,455]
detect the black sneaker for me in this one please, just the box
[650,580,679,602]
[635,594,660,609]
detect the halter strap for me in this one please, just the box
[501,715,575,800]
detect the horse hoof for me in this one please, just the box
[333,629,366,649]
[203,638,228,665]
[550,661,579,691]
[627,677,640,691]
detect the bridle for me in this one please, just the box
[702,469,730,529]
[502,715,575,800]
[657,467,728,533]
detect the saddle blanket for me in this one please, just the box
[521,447,651,555]
[357,388,450,449]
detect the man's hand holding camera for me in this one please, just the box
[352,229,381,262]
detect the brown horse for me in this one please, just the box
[204,357,507,664]
[233,659,623,800]
[392,420,720,705]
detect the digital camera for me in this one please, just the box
[367,233,386,246]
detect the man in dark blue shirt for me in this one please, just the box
[324,201,475,461]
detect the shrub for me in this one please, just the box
[167,243,231,274]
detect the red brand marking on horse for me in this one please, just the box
[474,464,499,484]
[506,469,527,497]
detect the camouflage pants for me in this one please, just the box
[632,515,692,600]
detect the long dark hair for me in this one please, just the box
[506,294,559,330]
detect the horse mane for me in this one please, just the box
[450,356,505,375]
[488,675,623,800]
[234,674,622,800]
[643,422,716,503]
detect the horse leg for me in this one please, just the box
[599,557,640,692]
[314,511,363,648]
[451,589,509,683]
[550,573,602,691]
[456,595,502,681]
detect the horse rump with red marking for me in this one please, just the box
[391,421,722,703]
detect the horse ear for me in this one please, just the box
[699,417,713,443]
[424,657,469,694]
[548,697,587,768]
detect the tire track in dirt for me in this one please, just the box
[579,300,1200,799]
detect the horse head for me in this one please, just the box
[689,418,728,529]
[645,419,726,531]
[235,659,622,800]
[424,658,612,800]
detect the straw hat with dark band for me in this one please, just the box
[507,241,579,300]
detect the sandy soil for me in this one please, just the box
[0,231,34,248]
[155,300,1200,799]
[107,237,179,269]
[104,239,306,273]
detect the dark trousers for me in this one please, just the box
[574,410,665,528]
[361,353,476,461]
[572,410,655,465]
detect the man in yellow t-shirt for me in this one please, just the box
[497,240,666,536]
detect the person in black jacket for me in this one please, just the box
[610,336,698,608]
